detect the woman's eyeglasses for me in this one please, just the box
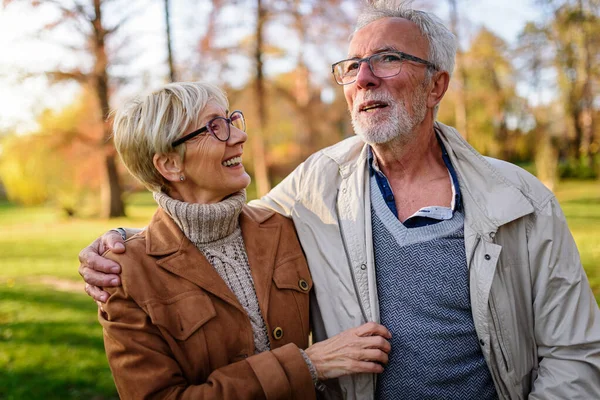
[172,110,246,147]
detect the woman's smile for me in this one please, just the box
[222,155,243,167]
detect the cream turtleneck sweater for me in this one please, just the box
[154,190,271,353]
[153,190,319,385]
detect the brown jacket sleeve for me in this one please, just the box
[100,286,315,400]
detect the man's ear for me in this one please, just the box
[427,70,450,110]
[153,152,183,183]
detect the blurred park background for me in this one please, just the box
[0,0,599,398]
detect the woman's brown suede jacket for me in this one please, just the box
[99,205,316,399]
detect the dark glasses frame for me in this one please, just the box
[171,110,245,147]
[331,50,438,85]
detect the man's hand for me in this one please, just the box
[78,230,125,304]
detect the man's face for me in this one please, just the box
[344,17,432,145]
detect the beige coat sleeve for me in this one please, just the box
[528,197,600,399]
[249,157,312,217]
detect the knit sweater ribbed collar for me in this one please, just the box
[153,190,246,245]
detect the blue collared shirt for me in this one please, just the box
[368,134,462,228]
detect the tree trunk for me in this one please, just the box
[252,0,271,196]
[488,62,509,160]
[578,0,595,169]
[448,0,468,140]
[568,92,584,160]
[93,0,125,217]
[292,0,315,156]
[164,0,176,82]
[535,128,559,191]
[102,153,125,217]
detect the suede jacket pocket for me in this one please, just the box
[270,254,312,347]
[147,291,216,341]
[273,254,313,293]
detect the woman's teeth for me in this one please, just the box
[222,156,242,167]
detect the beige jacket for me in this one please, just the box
[250,122,600,399]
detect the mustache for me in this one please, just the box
[352,91,396,114]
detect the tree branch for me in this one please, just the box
[45,70,90,84]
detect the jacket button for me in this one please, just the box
[360,264,367,270]
[273,327,284,340]
[484,254,491,261]
[298,279,309,292]
[479,339,485,346]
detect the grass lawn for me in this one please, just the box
[0,180,599,399]
[0,194,156,400]
[553,181,600,295]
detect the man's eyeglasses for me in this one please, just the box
[172,110,246,147]
[331,51,438,85]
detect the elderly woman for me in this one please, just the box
[100,81,390,399]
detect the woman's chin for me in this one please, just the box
[229,173,252,195]
[240,174,252,190]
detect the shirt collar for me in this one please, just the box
[367,132,463,214]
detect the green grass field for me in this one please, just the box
[0,181,599,399]
[0,193,156,400]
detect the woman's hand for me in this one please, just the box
[304,322,392,380]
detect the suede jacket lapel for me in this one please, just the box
[145,206,281,316]
[240,206,280,322]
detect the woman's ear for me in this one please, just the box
[153,152,183,183]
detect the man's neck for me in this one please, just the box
[370,121,453,221]
[371,122,444,182]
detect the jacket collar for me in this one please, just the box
[322,135,368,179]
[145,206,280,316]
[322,125,534,233]
[434,121,534,233]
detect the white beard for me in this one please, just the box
[350,86,428,145]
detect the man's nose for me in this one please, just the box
[355,61,381,89]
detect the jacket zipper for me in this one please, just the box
[335,189,369,323]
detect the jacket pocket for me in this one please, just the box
[271,255,312,345]
[273,254,313,293]
[147,291,216,341]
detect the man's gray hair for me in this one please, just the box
[354,0,457,78]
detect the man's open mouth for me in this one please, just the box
[360,102,388,113]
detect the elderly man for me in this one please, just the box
[80,1,600,399]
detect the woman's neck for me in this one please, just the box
[153,190,246,244]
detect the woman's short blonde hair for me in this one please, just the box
[112,81,229,193]
[113,82,229,192]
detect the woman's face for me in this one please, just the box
[180,102,251,204]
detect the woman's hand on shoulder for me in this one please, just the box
[304,322,391,380]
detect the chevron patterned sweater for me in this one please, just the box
[371,177,497,400]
